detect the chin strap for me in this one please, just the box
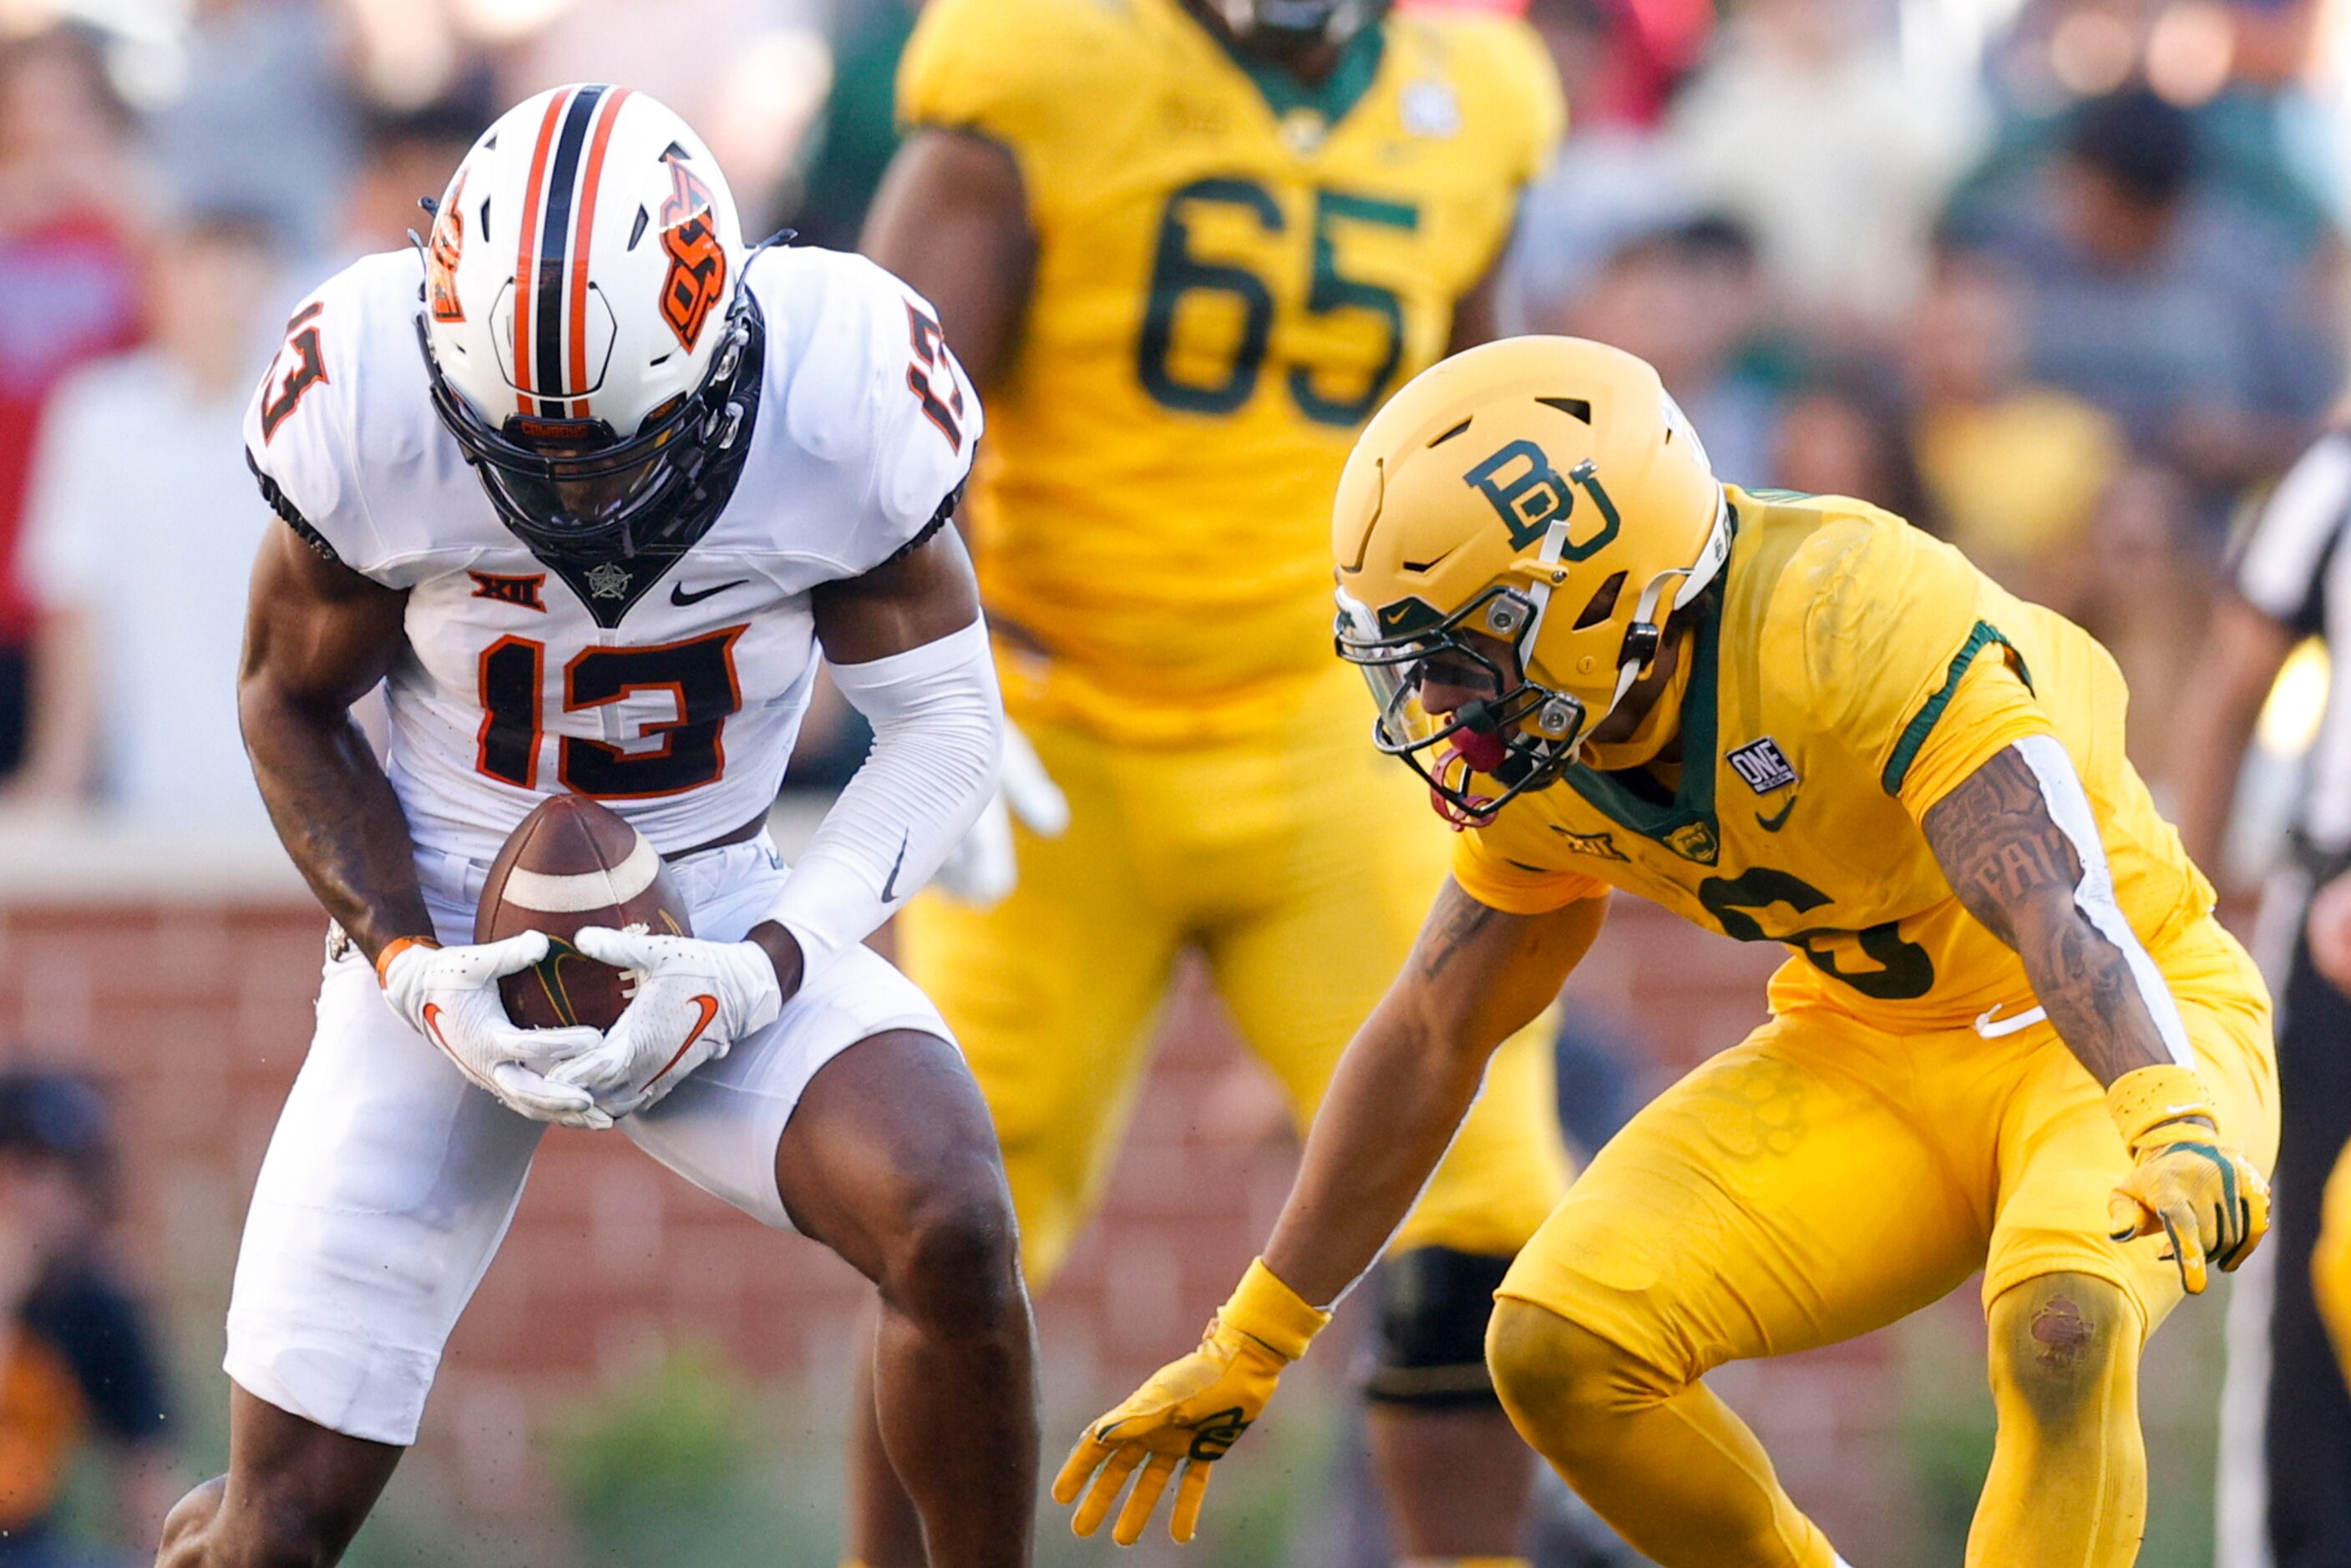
[1569,486,1732,755]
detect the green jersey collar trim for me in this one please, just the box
[1209,17,1389,129]
[1880,621,2034,796]
[1557,574,1725,852]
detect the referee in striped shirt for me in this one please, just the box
[2176,422,2351,1568]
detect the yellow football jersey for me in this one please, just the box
[899,0,1563,743]
[1454,487,2217,1033]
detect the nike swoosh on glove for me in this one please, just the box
[1053,1259,1329,1545]
[377,933,611,1129]
[549,928,783,1119]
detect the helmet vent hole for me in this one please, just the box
[629,205,649,250]
[1426,417,1472,448]
[477,198,492,243]
[1573,571,1627,630]
[1537,396,1593,423]
[660,139,692,162]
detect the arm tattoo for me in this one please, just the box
[1922,747,2080,947]
[1416,882,1500,983]
[1923,746,2176,1085]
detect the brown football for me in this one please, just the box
[475,794,692,1030]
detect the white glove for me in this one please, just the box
[930,722,1069,907]
[548,928,784,1118]
[378,934,612,1130]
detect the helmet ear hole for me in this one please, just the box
[1573,570,1627,630]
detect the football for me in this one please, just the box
[474,794,692,1031]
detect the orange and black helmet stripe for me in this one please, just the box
[570,87,632,404]
[511,85,632,419]
[511,85,571,415]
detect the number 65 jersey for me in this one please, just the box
[899,0,1561,744]
[242,244,979,867]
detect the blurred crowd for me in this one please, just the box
[0,0,2339,827]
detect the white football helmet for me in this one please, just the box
[418,84,757,562]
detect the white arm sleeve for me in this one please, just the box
[2014,734,2196,1067]
[768,619,1003,975]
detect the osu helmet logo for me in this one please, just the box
[426,169,467,325]
[657,154,727,352]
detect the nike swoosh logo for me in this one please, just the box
[421,1004,494,1092]
[646,994,722,1089]
[879,832,910,902]
[1755,795,1797,832]
[1974,1003,2048,1039]
[670,579,747,607]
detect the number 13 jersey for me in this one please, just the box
[241,245,979,867]
[899,0,1561,744]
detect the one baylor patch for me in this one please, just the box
[1726,737,1798,795]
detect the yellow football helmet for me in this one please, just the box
[1332,336,1727,825]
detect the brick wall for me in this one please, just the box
[0,880,1934,1564]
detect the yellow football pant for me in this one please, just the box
[2316,1135,2351,1390]
[1488,917,2278,1567]
[898,670,1573,1288]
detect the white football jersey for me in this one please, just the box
[243,245,980,868]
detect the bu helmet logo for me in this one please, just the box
[1462,442,1622,560]
[657,154,727,352]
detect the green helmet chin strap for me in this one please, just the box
[1523,481,1730,757]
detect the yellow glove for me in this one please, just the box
[1052,1257,1330,1546]
[2105,1064,2270,1295]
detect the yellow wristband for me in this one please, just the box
[1214,1258,1332,1363]
[2105,1064,2218,1152]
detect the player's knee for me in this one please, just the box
[1988,1273,2138,1436]
[1487,1296,1673,1458]
[881,1181,1025,1338]
[1365,1247,1512,1410]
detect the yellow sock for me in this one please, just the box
[1486,1301,1837,1567]
[1968,1274,2147,1567]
